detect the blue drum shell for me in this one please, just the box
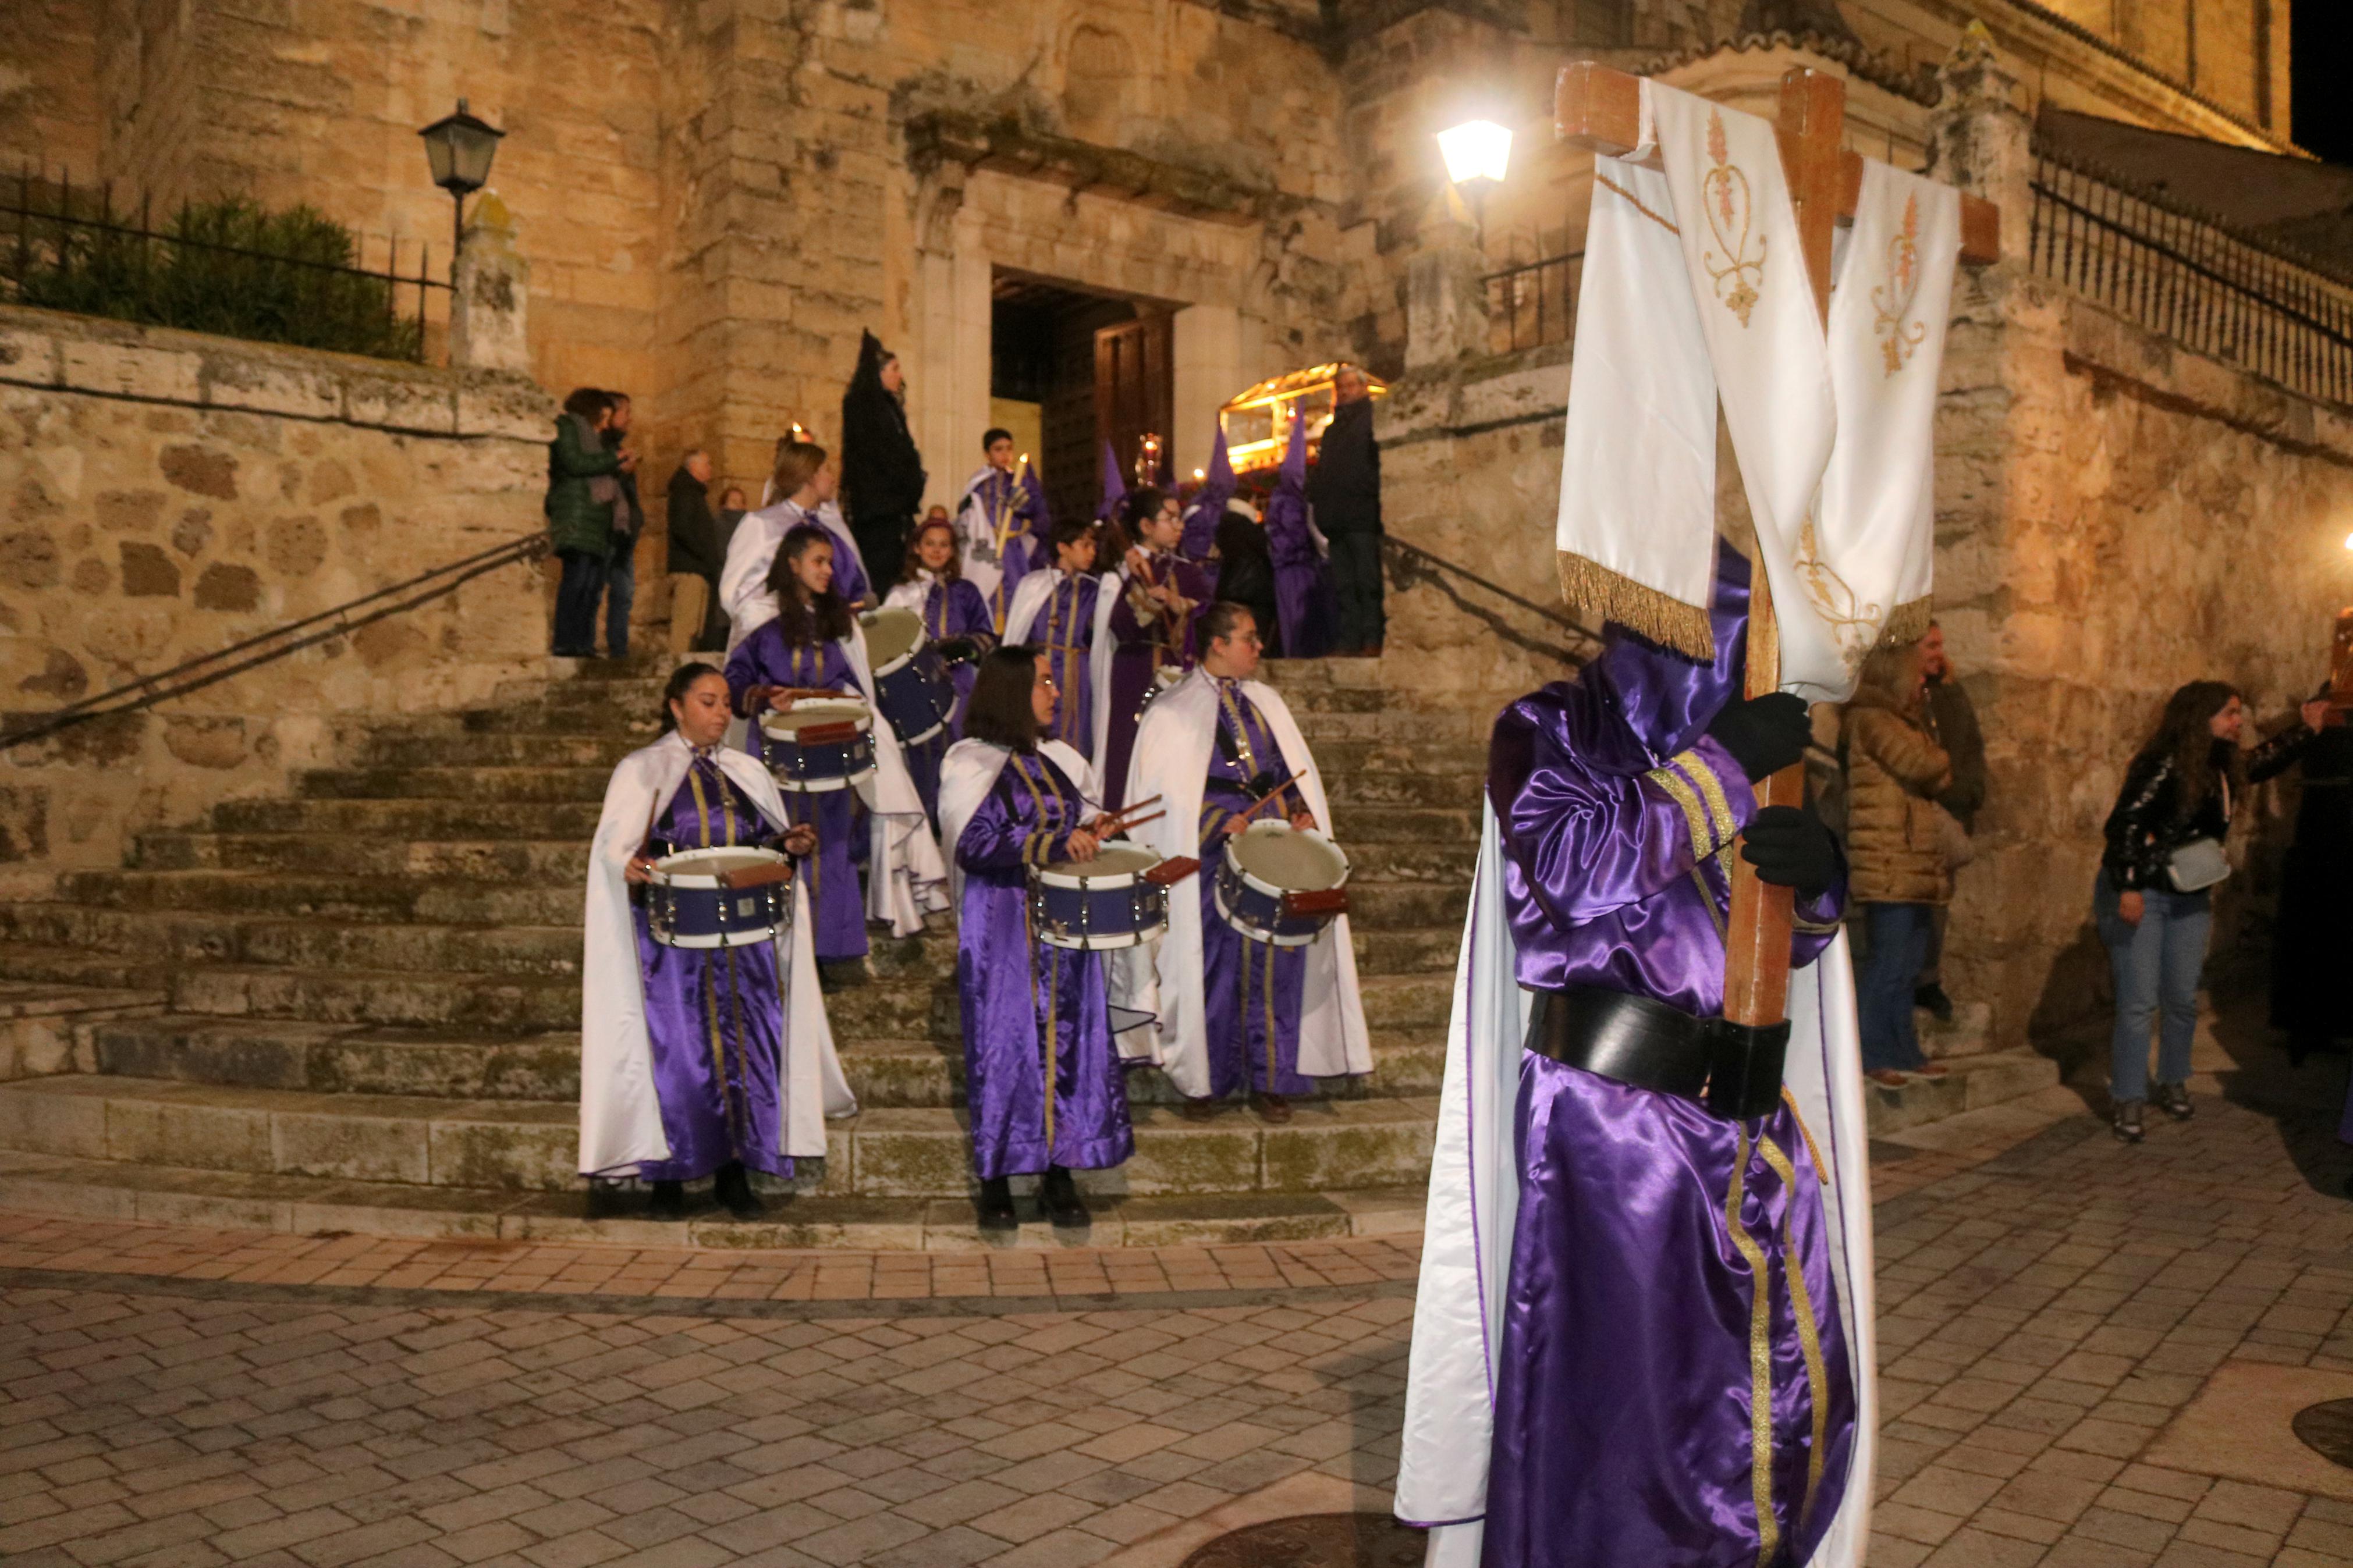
[1213,853,1333,947]
[1030,858,1170,952]
[647,880,790,949]
[761,722,878,793]
[872,652,956,747]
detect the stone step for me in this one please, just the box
[0,981,170,1081]
[80,1014,1449,1107]
[0,1075,1442,1197]
[1860,1049,2062,1136]
[0,1148,1425,1249]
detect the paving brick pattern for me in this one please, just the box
[6,1078,2353,1566]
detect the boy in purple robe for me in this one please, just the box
[1000,520,1111,762]
[939,646,1133,1232]
[1398,544,1873,1568]
[953,429,1050,632]
[724,525,870,966]
[1103,485,1210,810]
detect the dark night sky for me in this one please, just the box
[2292,8,2353,164]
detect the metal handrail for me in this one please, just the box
[1,532,550,751]
[1381,535,1603,666]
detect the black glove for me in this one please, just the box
[1740,803,1840,898]
[938,637,979,664]
[1704,692,1811,781]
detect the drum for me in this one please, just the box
[758,696,877,792]
[1029,843,1171,951]
[1215,821,1351,947]
[861,606,956,747]
[645,847,794,949]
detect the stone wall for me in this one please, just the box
[0,305,554,891]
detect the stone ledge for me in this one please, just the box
[0,303,552,441]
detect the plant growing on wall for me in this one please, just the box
[5,195,425,362]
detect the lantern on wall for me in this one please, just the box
[418,98,506,258]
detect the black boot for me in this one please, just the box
[977,1177,1018,1232]
[648,1180,687,1220]
[1041,1165,1090,1229]
[712,1161,764,1221]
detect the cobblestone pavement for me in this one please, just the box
[7,1038,2353,1567]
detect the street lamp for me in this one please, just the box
[418,98,505,260]
[1436,119,1513,242]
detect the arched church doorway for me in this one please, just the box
[989,271,1174,527]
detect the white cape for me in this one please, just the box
[938,736,1159,1060]
[1002,567,1122,786]
[1396,805,1878,1567]
[838,621,950,936]
[721,499,872,652]
[1122,667,1372,1096]
[577,732,857,1176]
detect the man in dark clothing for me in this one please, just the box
[1305,365,1383,656]
[665,450,725,655]
[1915,621,1987,1021]
[600,393,645,659]
[840,330,927,582]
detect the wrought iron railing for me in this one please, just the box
[0,533,549,752]
[2029,145,2353,409]
[1383,535,1602,669]
[1485,251,1583,355]
[1,163,449,363]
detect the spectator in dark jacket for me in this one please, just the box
[546,387,628,657]
[601,393,645,659]
[840,332,927,584]
[666,451,723,655]
[1305,366,1383,656]
[1211,511,1279,659]
[1914,621,1986,1022]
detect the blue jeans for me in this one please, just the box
[2095,871,2210,1103]
[1858,902,1933,1072]
[604,542,636,658]
[552,549,608,656]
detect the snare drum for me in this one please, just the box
[861,607,956,747]
[1215,821,1351,947]
[758,696,877,792]
[645,847,795,949]
[1029,843,1171,951]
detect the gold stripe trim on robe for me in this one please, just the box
[1676,749,1741,849]
[1758,1133,1833,1535]
[1724,1124,1779,1568]
[1557,551,1717,663]
[1648,765,1717,861]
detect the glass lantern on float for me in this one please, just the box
[1216,364,1390,480]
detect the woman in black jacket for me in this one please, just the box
[840,331,927,582]
[2097,682,2322,1143]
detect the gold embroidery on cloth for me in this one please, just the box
[1557,552,1716,662]
[1596,172,1680,237]
[1701,109,1766,328]
[1724,1125,1780,1567]
[1791,513,1884,682]
[1677,751,1740,849]
[1759,1135,1832,1535]
[1873,192,1928,377]
[1649,765,1715,859]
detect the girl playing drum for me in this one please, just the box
[938,647,1135,1232]
[579,663,854,1221]
[884,517,997,821]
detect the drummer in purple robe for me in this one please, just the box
[1102,486,1210,811]
[883,517,998,822]
[1000,519,1116,770]
[952,429,1051,633]
[724,524,949,971]
[938,646,1135,1232]
[579,664,856,1221]
[1396,544,1877,1568]
[1125,602,1371,1124]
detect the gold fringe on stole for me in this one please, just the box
[1878,595,1935,652]
[1556,551,1717,662]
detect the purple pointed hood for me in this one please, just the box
[1263,414,1308,536]
[1096,440,1127,522]
[1181,427,1236,559]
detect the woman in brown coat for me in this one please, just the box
[1844,644,1953,1085]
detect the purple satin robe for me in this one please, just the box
[1030,573,1101,756]
[1478,545,1858,1568]
[722,627,867,963]
[965,469,1050,631]
[1195,677,1311,1099]
[903,575,997,825]
[954,750,1134,1179]
[1102,552,1211,810]
[633,753,794,1182]
[1265,479,1333,661]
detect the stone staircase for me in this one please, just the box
[0,656,1490,1249]
[0,653,2057,1247]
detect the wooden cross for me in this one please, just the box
[1553,61,2002,1036]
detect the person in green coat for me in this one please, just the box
[548,388,632,656]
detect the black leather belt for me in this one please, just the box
[1524,985,1791,1121]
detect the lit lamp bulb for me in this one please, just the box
[2343,530,2353,552]
[1193,468,1205,482]
[1436,119,1513,194]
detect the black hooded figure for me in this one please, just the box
[840,331,928,581]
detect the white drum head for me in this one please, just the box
[863,606,925,669]
[654,846,789,887]
[1231,821,1347,891]
[760,697,871,737]
[1037,842,1162,885]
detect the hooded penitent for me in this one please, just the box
[1398,540,1880,1568]
[839,330,927,574]
[1181,427,1235,564]
[1264,414,1335,662]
